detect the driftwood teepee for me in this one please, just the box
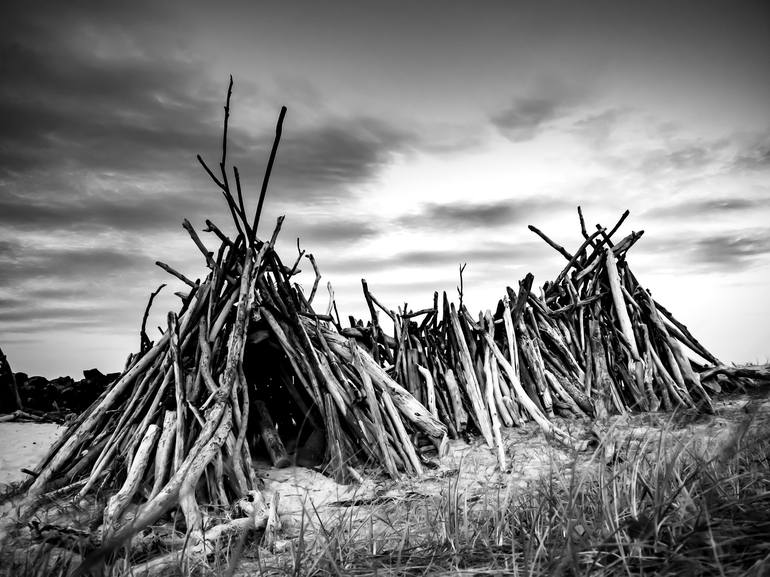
[12,78,749,573]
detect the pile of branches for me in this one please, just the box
[11,81,449,574]
[10,80,763,574]
[349,210,738,471]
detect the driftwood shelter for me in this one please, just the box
[8,79,758,573]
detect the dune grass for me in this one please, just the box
[3,408,769,576]
[254,412,770,577]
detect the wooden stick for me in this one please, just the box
[361,279,393,364]
[449,303,493,446]
[252,106,287,239]
[483,343,507,470]
[102,424,160,540]
[444,368,469,432]
[700,363,770,382]
[605,248,640,358]
[182,219,216,269]
[483,333,579,448]
[28,334,170,497]
[417,365,437,418]
[552,228,605,288]
[350,341,399,478]
[156,261,197,288]
[254,401,290,468]
[168,312,186,473]
[319,322,447,442]
[140,284,166,353]
[528,225,573,261]
[306,253,321,305]
[380,390,423,475]
[149,411,177,500]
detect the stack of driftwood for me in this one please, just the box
[344,211,732,473]
[13,80,762,573]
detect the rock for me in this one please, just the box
[0,350,115,414]
[0,348,23,413]
[14,370,114,413]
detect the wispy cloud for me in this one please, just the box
[492,97,563,142]
[324,240,547,274]
[398,198,575,229]
[295,219,381,245]
[491,78,588,142]
[570,108,629,148]
[731,135,770,172]
[644,197,769,220]
[690,231,770,271]
[641,228,770,272]
[267,118,417,204]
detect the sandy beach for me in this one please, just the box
[0,423,62,487]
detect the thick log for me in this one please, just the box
[700,363,770,382]
[443,368,469,432]
[322,394,347,481]
[380,389,423,475]
[668,337,715,413]
[417,364,437,418]
[254,400,290,468]
[491,359,514,427]
[605,248,645,391]
[168,312,186,473]
[149,410,177,500]
[350,342,399,478]
[517,318,554,417]
[483,346,507,470]
[449,304,493,446]
[102,424,160,540]
[649,345,689,408]
[588,318,612,419]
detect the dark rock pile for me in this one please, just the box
[1,363,118,415]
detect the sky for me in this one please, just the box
[1,1,769,378]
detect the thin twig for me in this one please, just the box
[252,106,287,240]
[306,253,321,305]
[457,263,467,311]
[140,284,165,356]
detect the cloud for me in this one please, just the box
[0,304,117,325]
[491,97,562,142]
[0,242,150,286]
[690,231,770,271]
[644,197,768,220]
[397,198,575,229]
[731,136,770,171]
[570,108,628,148]
[324,240,547,275]
[645,143,721,172]
[0,5,426,232]
[0,36,230,176]
[0,182,220,233]
[267,118,416,203]
[295,219,381,245]
[491,78,588,142]
[642,228,770,272]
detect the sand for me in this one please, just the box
[0,422,62,487]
